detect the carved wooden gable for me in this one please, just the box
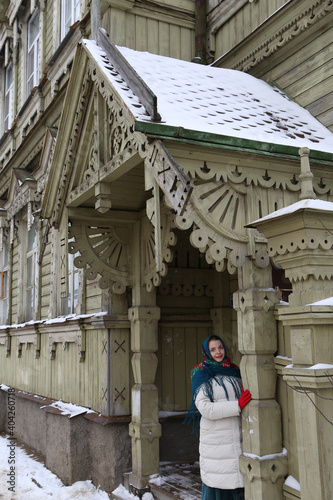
[39,28,333,294]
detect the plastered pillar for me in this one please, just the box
[234,258,287,500]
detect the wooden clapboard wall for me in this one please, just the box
[249,15,333,133]
[208,0,288,60]
[102,2,195,61]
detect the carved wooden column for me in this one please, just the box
[128,220,161,491]
[234,258,287,500]
[251,198,333,500]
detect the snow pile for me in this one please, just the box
[0,435,109,499]
[112,484,153,499]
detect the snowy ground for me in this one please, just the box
[0,434,110,499]
[0,433,153,500]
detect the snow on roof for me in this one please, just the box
[307,296,333,306]
[248,198,333,226]
[83,39,333,154]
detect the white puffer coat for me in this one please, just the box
[195,377,244,489]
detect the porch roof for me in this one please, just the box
[83,38,333,162]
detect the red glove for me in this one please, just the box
[238,389,252,410]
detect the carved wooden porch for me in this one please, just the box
[39,27,333,500]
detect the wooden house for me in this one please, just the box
[0,2,333,500]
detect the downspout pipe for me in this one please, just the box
[194,0,207,64]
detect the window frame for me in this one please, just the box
[4,61,14,131]
[61,250,79,316]
[27,9,40,95]
[25,221,38,322]
[61,0,80,41]
[0,243,9,325]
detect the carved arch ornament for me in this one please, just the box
[62,56,333,291]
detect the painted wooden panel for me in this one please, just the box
[212,0,287,59]
[11,239,19,323]
[0,327,110,412]
[103,6,194,61]
[44,0,55,65]
[249,22,333,131]
[157,323,211,411]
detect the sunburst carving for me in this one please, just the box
[191,180,247,241]
[69,223,131,293]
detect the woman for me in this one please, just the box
[187,334,251,500]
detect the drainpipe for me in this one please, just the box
[194,0,206,64]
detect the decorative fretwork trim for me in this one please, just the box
[230,0,333,72]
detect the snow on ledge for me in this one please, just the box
[285,475,301,491]
[306,296,333,306]
[0,384,11,392]
[249,198,333,226]
[40,400,97,418]
[243,448,287,461]
[285,363,333,370]
[0,311,108,330]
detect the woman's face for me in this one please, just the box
[208,339,225,363]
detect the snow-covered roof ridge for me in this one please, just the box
[83,39,333,155]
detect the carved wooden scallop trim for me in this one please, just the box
[142,206,177,291]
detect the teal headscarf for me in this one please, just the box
[184,335,242,433]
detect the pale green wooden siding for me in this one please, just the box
[11,237,19,323]
[157,323,211,411]
[85,278,103,314]
[44,0,55,65]
[16,41,23,115]
[252,22,333,132]
[212,0,288,59]
[102,7,195,61]
[40,236,52,320]
[0,328,106,412]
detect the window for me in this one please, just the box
[4,63,13,131]
[0,244,9,325]
[27,10,39,94]
[61,0,80,40]
[26,222,38,321]
[61,251,79,315]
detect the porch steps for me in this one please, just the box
[149,462,201,500]
[112,463,201,500]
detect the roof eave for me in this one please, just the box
[135,121,333,165]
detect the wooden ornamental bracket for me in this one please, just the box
[0,331,11,357]
[15,325,41,359]
[49,321,86,362]
[143,197,177,291]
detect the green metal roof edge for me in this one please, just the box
[135,121,333,165]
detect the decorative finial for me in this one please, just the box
[298,148,316,200]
